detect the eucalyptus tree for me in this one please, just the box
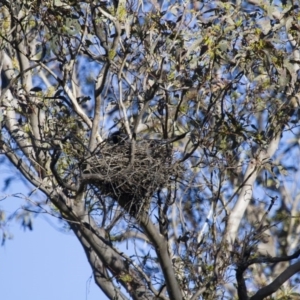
[1,0,300,299]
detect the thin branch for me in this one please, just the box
[246,247,300,267]
[112,230,150,243]
[117,54,132,139]
[190,287,211,300]
[115,248,170,300]
[40,62,103,143]
[1,143,73,218]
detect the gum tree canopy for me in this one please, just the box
[1,0,300,299]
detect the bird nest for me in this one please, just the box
[82,138,180,214]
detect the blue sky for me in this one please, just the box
[0,172,104,300]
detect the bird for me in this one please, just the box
[108,131,128,145]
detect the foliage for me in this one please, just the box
[1,0,300,299]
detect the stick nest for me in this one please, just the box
[82,138,181,214]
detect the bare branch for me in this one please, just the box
[250,261,300,300]
[139,212,183,300]
[224,135,281,246]
[40,62,103,143]
[72,225,129,300]
[89,63,110,152]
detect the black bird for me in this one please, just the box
[108,131,128,145]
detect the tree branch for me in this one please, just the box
[236,268,248,300]
[139,211,183,300]
[250,260,300,300]
[224,134,281,246]
[71,221,156,300]
[247,247,300,267]
[72,224,129,300]
[39,62,103,143]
